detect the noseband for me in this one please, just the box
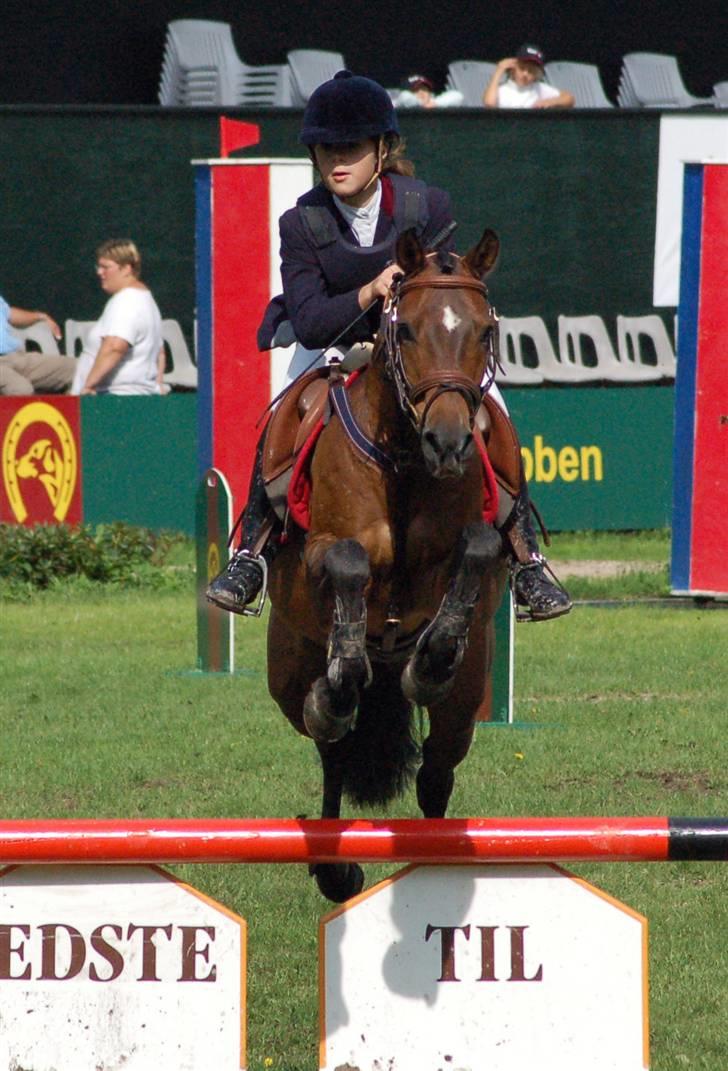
[380,270,500,432]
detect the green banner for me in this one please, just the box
[506,385,673,530]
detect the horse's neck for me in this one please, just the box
[362,362,416,456]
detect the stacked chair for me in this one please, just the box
[446,61,496,106]
[544,62,614,107]
[713,82,728,108]
[158,20,292,107]
[287,49,346,104]
[617,53,713,108]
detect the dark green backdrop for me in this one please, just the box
[1,108,673,534]
[0,108,666,357]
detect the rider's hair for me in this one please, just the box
[95,238,142,277]
[381,134,415,177]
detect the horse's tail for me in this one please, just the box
[341,663,420,808]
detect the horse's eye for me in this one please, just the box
[397,322,414,343]
[481,325,495,348]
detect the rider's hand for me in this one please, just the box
[358,263,403,310]
[497,57,517,74]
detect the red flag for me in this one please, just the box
[219,118,260,157]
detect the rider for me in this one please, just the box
[206,70,571,623]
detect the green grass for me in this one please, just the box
[1,532,726,1070]
[548,527,670,562]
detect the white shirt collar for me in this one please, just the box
[333,180,382,247]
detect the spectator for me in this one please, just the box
[397,74,464,109]
[71,239,165,396]
[0,298,75,396]
[483,44,575,109]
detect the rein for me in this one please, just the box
[381,269,500,432]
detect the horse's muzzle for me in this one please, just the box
[421,426,476,479]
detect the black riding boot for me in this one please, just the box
[206,438,279,616]
[503,487,572,622]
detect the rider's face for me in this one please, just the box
[512,60,542,87]
[314,139,379,207]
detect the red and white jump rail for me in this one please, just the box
[0,817,725,864]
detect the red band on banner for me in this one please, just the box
[690,166,728,591]
[0,396,82,526]
[211,165,271,516]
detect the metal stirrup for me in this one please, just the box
[237,552,269,619]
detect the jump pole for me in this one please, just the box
[0,817,724,864]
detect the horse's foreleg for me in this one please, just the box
[402,522,501,706]
[416,618,491,817]
[303,539,371,743]
[309,740,365,903]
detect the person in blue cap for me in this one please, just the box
[206,70,571,623]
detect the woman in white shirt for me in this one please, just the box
[71,239,165,395]
[483,44,574,110]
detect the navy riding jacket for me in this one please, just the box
[257,172,454,351]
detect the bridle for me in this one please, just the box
[379,264,500,433]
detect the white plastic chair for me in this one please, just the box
[12,321,61,354]
[558,315,662,382]
[161,320,198,390]
[496,318,544,385]
[545,62,613,108]
[617,69,640,107]
[616,315,676,378]
[446,61,496,107]
[712,82,728,108]
[287,50,345,105]
[64,319,94,357]
[497,316,596,383]
[619,53,713,108]
[159,20,292,107]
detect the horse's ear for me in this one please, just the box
[395,227,427,277]
[462,228,500,279]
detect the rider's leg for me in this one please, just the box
[500,482,572,621]
[483,382,571,622]
[206,434,279,615]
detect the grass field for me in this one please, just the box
[1,531,726,1069]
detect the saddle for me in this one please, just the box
[262,369,331,520]
[261,368,523,527]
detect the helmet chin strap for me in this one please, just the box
[358,137,385,198]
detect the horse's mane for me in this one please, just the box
[434,248,455,274]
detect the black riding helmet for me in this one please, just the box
[299,69,399,146]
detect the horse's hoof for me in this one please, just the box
[400,659,456,706]
[303,679,355,743]
[310,862,365,903]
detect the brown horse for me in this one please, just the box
[267,226,508,902]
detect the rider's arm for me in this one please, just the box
[279,210,365,350]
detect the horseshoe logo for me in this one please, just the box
[207,542,221,583]
[2,402,78,523]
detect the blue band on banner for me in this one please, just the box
[195,166,213,478]
[671,163,702,591]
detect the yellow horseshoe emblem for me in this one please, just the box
[1,402,78,523]
[207,542,221,583]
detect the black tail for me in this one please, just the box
[341,663,420,807]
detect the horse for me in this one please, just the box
[266,226,509,902]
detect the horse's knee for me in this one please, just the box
[461,521,502,571]
[323,539,370,594]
